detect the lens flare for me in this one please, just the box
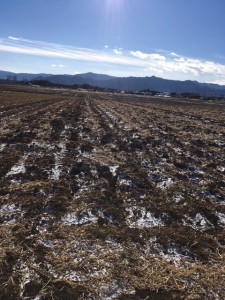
[105,0,124,15]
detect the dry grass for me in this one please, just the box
[0,84,225,299]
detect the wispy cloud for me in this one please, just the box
[51,64,65,68]
[130,50,225,79]
[170,52,179,57]
[8,36,20,41]
[0,37,143,67]
[113,49,122,55]
[1,36,225,83]
[131,51,166,61]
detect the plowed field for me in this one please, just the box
[1,85,225,299]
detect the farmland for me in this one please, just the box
[0,84,225,299]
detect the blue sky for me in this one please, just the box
[0,0,225,84]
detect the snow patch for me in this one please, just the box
[174,194,184,203]
[126,207,164,228]
[217,166,225,172]
[141,159,151,168]
[34,296,42,300]
[39,239,55,248]
[184,213,213,231]
[216,212,225,226]
[99,281,135,300]
[157,177,174,189]
[7,163,26,176]
[49,165,61,180]
[159,245,189,263]
[62,210,98,226]
[108,165,119,176]
[6,150,33,176]
[0,204,22,224]
[173,147,182,154]
[0,143,7,152]
[49,143,67,180]
[64,270,82,282]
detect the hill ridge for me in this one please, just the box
[1,70,225,96]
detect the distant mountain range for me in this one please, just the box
[1,70,225,96]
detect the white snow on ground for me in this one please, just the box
[6,140,59,179]
[141,159,151,168]
[28,140,54,150]
[108,165,119,176]
[157,177,174,189]
[6,152,31,176]
[49,143,67,180]
[214,140,225,147]
[99,281,135,300]
[0,143,7,152]
[14,262,40,298]
[0,204,20,214]
[6,149,33,176]
[194,169,205,175]
[119,178,132,186]
[49,165,61,180]
[146,243,190,264]
[126,207,164,228]
[216,212,225,225]
[217,166,225,172]
[7,163,26,176]
[174,194,184,203]
[173,147,182,154]
[0,204,22,224]
[64,270,83,282]
[34,296,42,300]
[61,210,98,225]
[39,239,55,248]
[184,213,213,231]
[158,245,189,263]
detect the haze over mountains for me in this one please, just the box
[1,70,225,96]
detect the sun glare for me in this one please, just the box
[105,0,123,13]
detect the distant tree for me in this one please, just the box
[30,80,53,87]
[181,93,200,99]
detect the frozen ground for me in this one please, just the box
[0,85,225,299]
